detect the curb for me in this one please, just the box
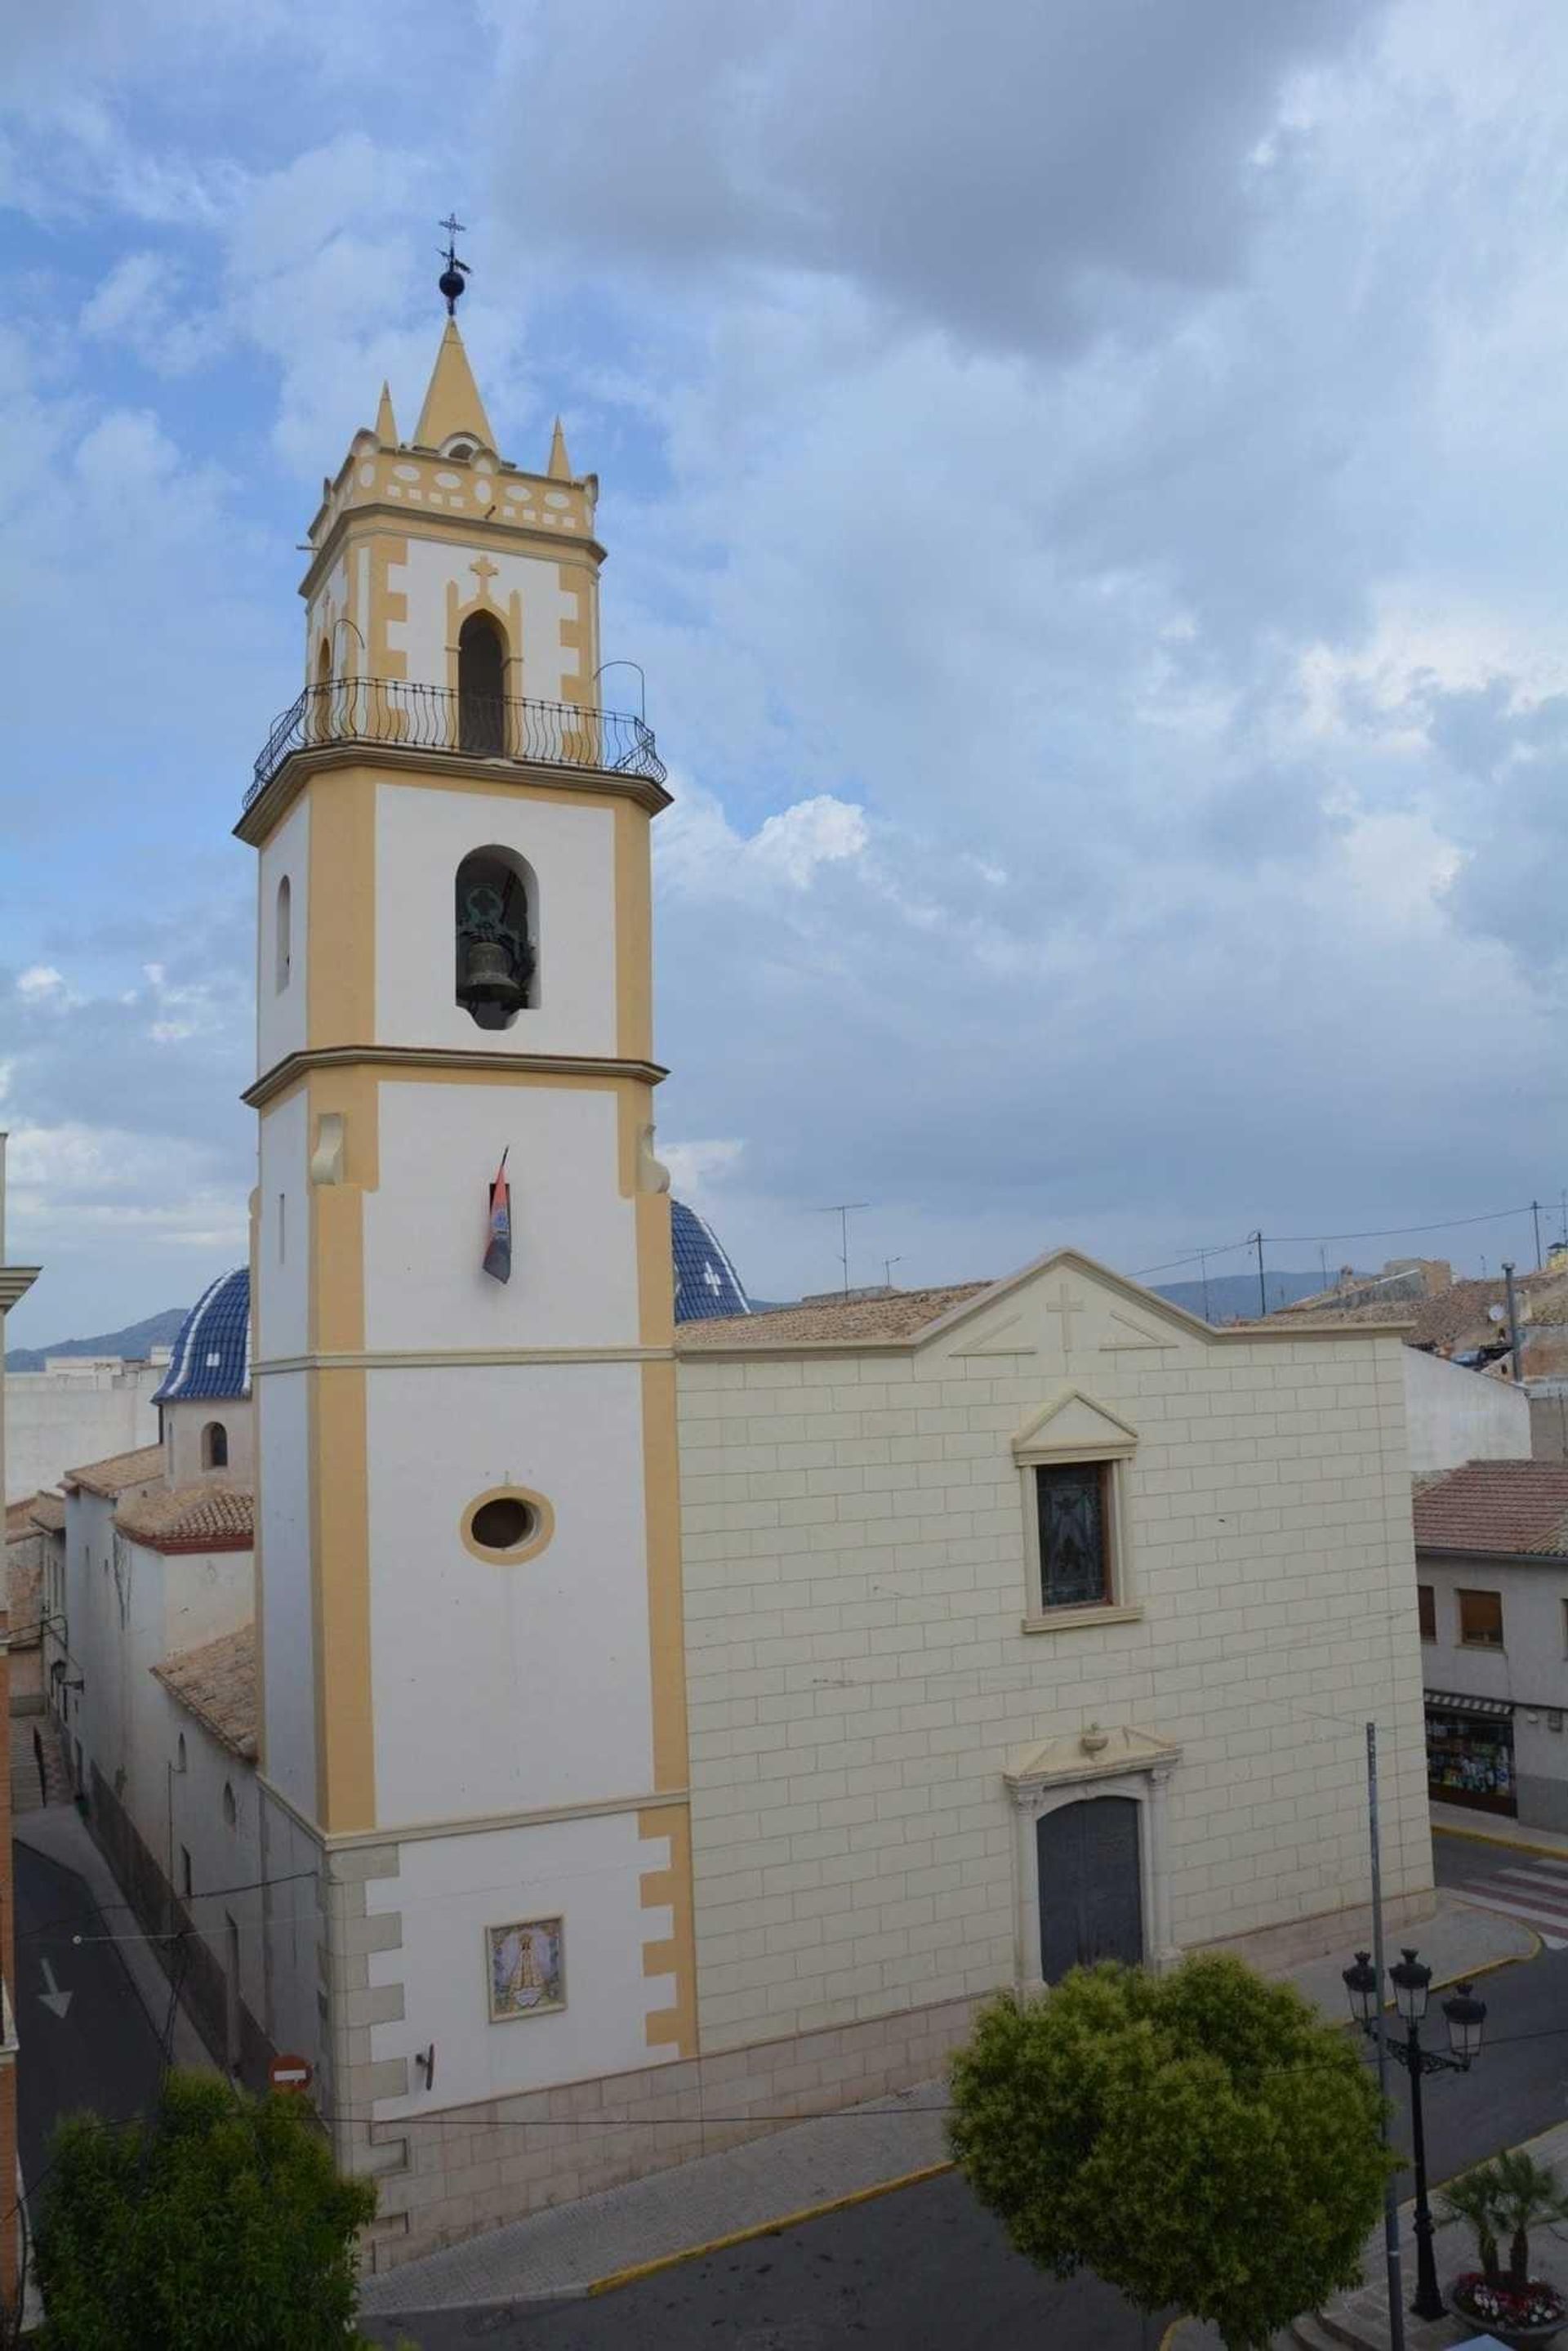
[1435,1819,1568,1864]
[583,2160,956,2299]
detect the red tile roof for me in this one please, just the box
[152,1625,256,1759]
[114,1481,252,1553]
[62,1443,166,1499]
[1413,1460,1568,1558]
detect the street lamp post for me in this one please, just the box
[1342,1947,1488,2324]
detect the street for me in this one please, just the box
[363,2173,1176,2351]
[367,1831,1568,2349]
[13,1836,167,2197]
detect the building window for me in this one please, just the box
[461,1485,555,1565]
[201,1421,229,1471]
[1418,1585,1436,1642]
[275,874,292,993]
[180,1846,193,1900]
[222,1782,237,1827]
[1458,1589,1504,1648]
[1035,1463,1111,1611]
[176,1734,187,1773]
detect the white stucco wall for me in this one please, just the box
[385,538,582,706]
[60,1484,249,1832]
[1404,1346,1531,1474]
[256,794,310,1077]
[366,1809,673,2119]
[372,782,617,1060]
[165,1396,254,1486]
[257,1372,315,1813]
[365,1361,653,1826]
[363,1082,638,1355]
[159,1683,265,2032]
[7,1363,162,1502]
[256,1088,310,1363]
[677,1267,1432,2054]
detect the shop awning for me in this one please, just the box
[1424,1690,1515,1720]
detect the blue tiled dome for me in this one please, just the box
[154,1266,252,1403]
[671,1199,751,1322]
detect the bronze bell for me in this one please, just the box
[458,937,523,1011]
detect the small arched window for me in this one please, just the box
[176,1734,187,1773]
[222,1782,237,1827]
[458,611,508,754]
[455,845,538,1031]
[202,1422,229,1471]
[275,874,292,993]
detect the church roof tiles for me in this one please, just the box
[115,1481,253,1553]
[61,1443,167,1499]
[153,1625,257,1760]
[675,1282,992,1350]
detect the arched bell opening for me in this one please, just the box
[201,1421,229,1471]
[458,610,508,754]
[455,845,539,1030]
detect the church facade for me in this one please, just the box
[52,291,1432,2273]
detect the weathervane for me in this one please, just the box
[438,214,470,316]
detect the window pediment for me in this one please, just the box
[1012,1387,1138,1466]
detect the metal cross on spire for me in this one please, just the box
[438,214,470,316]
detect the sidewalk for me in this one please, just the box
[13,1802,212,2072]
[1432,1799,1568,1858]
[1294,2116,1568,2349]
[360,1891,1534,2321]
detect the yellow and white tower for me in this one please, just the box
[237,255,693,2245]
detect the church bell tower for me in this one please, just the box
[237,235,693,2219]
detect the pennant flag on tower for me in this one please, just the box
[483,1149,512,1283]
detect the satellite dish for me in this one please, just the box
[1487,1303,1507,1324]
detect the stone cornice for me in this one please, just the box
[236,738,671,845]
[245,1043,668,1109]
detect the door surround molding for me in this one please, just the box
[1005,1724,1182,1989]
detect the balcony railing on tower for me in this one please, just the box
[246,676,666,808]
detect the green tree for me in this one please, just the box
[33,2068,379,2351]
[947,1952,1392,2351]
[1443,2149,1568,2297]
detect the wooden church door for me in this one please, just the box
[1036,1796,1143,1981]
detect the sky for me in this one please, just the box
[2,0,1567,1346]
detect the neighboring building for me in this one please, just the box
[0,1137,38,2303]
[1416,1459,1568,1827]
[60,295,1435,2275]
[1403,1345,1530,1474]
[4,1355,164,1504]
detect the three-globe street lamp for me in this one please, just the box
[1342,1946,1489,2323]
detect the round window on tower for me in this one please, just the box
[461,1486,555,1565]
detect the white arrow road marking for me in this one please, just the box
[38,1960,73,2020]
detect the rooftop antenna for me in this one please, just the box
[820,1202,871,1300]
[438,213,470,316]
[883,1255,903,1291]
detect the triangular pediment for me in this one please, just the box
[1012,1387,1139,1464]
[1005,1722,1181,1794]
[952,1313,1037,1359]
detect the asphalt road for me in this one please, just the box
[362,2173,1175,2351]
[13,1837,167,2195]
[368,1832,1568,2350]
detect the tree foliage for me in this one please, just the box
[947,1953,1392,2351]
[33,2069,379,2351]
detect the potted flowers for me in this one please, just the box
[1442,2152,1568,2346]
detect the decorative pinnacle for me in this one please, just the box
[438,213,470,317]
